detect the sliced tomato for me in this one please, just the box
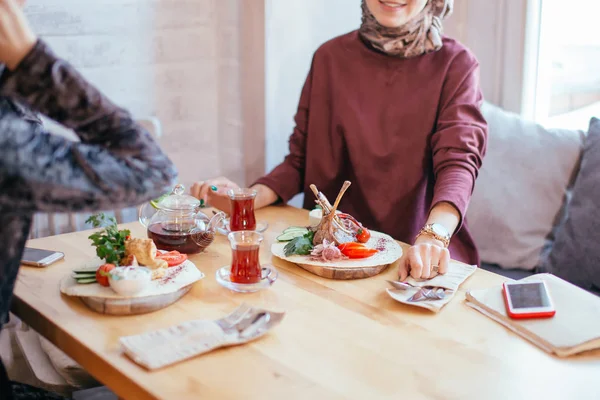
[156,251,187,267]
[96,263,116,287]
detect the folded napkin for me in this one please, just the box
[386,262,477,312]
[120,304,285,370]
[466,273,600,357]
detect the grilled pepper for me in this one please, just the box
[338,242,378,259]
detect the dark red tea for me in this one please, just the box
[230,244,261,284]
[147,222,213,254]
[230,197,256,231]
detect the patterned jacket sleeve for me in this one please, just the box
[0,40,178,213]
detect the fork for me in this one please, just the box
[215,303,253,331]
[387,280,440,291]
[387,280,447,302]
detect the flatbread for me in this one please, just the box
[60,258,204,299]
[125,238,168,270]
[271,230,402,268]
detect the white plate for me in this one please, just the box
[271,230,402,269]
[60,257,204,299]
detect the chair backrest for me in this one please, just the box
[29,208,140,239]
[28,117,162,239]
[136,117,162,139]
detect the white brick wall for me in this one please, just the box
[25,0,245,188]
[23,0,248,236]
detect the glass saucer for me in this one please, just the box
[216,219,269,236]
[215,265,278,293]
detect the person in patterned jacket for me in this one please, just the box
[0,0,178,398]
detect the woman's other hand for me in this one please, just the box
[191,177,280,213]
[0,0,37,70]
[191,177,239,213]
[398,236,450,281]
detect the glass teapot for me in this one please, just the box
[139,184,226,254]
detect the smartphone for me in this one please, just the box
[21,247,65,267]
[502,281,556,319]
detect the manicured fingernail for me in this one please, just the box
[200,199,205,206]
[210,185,218,192]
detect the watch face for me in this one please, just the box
[431,223,449,238]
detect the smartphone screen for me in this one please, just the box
[506,282,551,309]
[21,247,64,266]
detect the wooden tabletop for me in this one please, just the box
[12,206,600,400]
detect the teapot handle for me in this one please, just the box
[189,210,226,248]
[204,211,226,232]
[138,203,155,228]
[190,227,216,248]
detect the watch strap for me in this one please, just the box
[416,223,450,248]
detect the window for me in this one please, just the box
[532,0,600,131]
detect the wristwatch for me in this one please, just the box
[416,223,450,248]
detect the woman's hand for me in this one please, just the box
[0,0,37,70]
[398,235,450,281]
[191,177,280,213]
[190,177,240,213]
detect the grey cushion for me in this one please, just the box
[481,263,534,280]
[467,102,584,270]
[540,118,600,291]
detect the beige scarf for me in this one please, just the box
[359,0,453,58]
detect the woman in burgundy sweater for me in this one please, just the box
[193,0,487,280]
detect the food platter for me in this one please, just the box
[60,257,203,315]
[59,212,204,315]
[271,181,402,279]
[271,181,402,280]
[271,230,402,279]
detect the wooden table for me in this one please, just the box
[12,206,600,400]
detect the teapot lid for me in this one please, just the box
[152,184,199,212]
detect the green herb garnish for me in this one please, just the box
[283,230,315,256]
[85,213,130,265]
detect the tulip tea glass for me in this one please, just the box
[228,188,257,232]
[215,188,268,235]
[215,231,278,293]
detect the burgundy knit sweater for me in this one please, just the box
[255,31,487,265]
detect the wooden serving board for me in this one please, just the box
[271,231,403,280]
[60,258,204,315]
[78,285,193,315]
[294,262,391,280]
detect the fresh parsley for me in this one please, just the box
[284,230,315,257]
[86,213,130,265]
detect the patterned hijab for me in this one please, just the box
[359,0,453,58]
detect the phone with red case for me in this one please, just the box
[502,281,556,319]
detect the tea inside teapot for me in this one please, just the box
[147,220,214,254]
[139,184,225,254]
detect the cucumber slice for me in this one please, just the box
[73,273,96,278]
[75,278,97,284]
[72,269,98,274]
[277,231,305,242]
